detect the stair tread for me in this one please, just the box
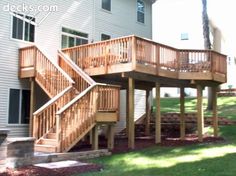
[35,144,57,148]
[42,138,57,141]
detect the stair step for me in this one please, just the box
[46,133,56,139]
[35,144,57,153]
[39,139,57,146]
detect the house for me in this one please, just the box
[0,0,226,153]
[0,0,153,137]
[152,0,233,97]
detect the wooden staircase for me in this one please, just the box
[19,46,120,153]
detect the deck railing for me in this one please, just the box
[56,83,120,152]
[62,35,227,76]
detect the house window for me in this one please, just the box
[181,33,189,40]
[101,34,111,41]
[61,27,88,49]
[137,0,145,23]
[8,89,30,124]
[102,0,111,11]
[12,13,35,42]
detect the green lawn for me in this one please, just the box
[157,96,236,119]
[76,97,236,176]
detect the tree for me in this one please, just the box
[201,0,213,110]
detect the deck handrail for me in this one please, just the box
[56,83,120,152]
[61,35,227,78]
[58,50,96,85]
[33,86,73,116]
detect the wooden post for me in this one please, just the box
[89,130,93,145]
[155,83,161,143]
[145,90,151,136]
[180,87,185,140]
[56,114,61,152]
[92,125,99,150]
[128,78,135,149]
[107,124,114,150]
[132,36,137,70]
[126,89,129,137]
[29,78,35,137]
[197,85,204,142]
[212,87,218,137]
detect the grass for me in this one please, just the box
[155,96,236,119]
[76,96,236,176]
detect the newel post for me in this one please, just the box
[56,114,62,152]
[132,36,137,70]
[33,46,37,76]
[156,44,160,75]
[210,51,214,74]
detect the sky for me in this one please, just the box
[208,0,236,54]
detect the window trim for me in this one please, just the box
[10,12,35,43]
[7,88,31,125]
[61,27,89,49]
[137,0,145,24]
[101,0,111,12]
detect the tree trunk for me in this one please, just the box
[201,0,213,110]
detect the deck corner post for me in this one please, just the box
[128,77,135,149]
[180,86,185,140]
[155,82,161,144]
[56,114,62,153]
[197,84,204,142]
[212,86,218,137]
[145,89,151,136]
[107,123,115,150]
[132,36,137,70]
[92,125,99,150]
[29,78,35,137]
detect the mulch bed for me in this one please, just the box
[0,164,102,176]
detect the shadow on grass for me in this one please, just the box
[79,125,236,176]
[80,152,236,176]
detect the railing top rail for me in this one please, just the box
[61,35,134,51]
[33,86,73,116]
[19,45,36,50]
[36,47,75,85]
[58,50,96,85]
[56,84,95,115]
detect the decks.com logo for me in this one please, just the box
[2,3,58,13]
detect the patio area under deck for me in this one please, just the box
[61,35,227,149]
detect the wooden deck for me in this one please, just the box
[18,35,227,151]
[62,35,227,88]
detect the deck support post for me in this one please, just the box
[29,78,35,137]
[107,123,115,150]
[145,90,151,136]
[180,87,185,140]
[126,89,129,137]
[92,125,99,150]
[155,83,161,144]
[128,78,135,149]
[212,86,218,137]
[197,85,204,142]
